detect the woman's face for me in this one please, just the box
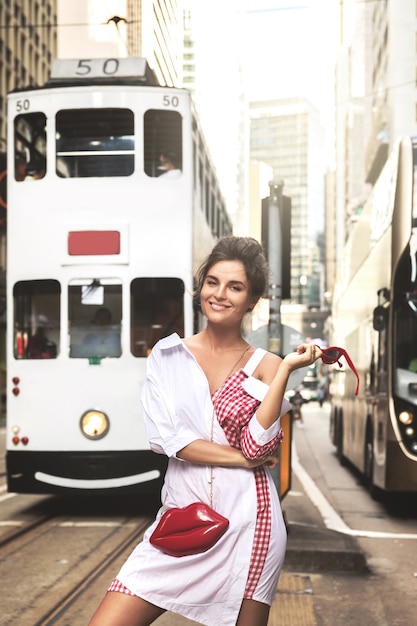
[200,260,256,325]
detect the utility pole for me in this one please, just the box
[268,178,284,356]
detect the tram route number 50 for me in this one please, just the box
[50,58,150,81]
[76,59,120,76]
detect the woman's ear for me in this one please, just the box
[247,298,258,312]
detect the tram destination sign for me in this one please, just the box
[50,57,149,82]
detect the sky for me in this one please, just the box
[243,0,340,129]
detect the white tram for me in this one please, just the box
[6,57,232,495]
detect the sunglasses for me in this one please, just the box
[317,345,360,396]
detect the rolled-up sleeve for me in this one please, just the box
[239,380,290,460]
[141,347,200,458]
[240,414,284,459]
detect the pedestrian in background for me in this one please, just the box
[291,389,305,424]
[89,236,321,626]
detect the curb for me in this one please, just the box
[284,521,368,573]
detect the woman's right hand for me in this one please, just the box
[242,453,279,470]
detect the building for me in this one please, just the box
[249,97,326,308]
[0,0,57,143]
[58,1,183,88]
[333,0,417,275]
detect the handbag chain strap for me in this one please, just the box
[209,343,251,505]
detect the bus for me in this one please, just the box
[6,57,232,495]
[329,135,417,495]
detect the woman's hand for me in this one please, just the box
[242,453,279,470]
[281,343,322,373]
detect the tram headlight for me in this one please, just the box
[398,410,413,425]
[80,410,109,440]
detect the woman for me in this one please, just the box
[89,236,321,626]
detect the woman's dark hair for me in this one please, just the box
[195,236,269,302]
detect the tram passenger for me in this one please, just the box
[88,236,322,626]
[27,324,56,359]
[82,307,120,357]
[157,150,181,178]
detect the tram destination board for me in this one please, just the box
[49,57,153,84]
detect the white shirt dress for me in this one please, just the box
[115,334,289,626]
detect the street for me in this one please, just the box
[1,403,417,625]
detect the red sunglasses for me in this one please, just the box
[317,345,360,396]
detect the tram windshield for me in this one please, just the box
[69,280,122,358]
[393,242,417,406]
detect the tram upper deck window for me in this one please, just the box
[14,113,46,181]
[68,280,122,359]
[130,278,184,357]
[56,108,134,178]
[144,110,182,178]
[13,280,60,359]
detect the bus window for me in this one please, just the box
[56,108,134,178]
[68,280,122,359]
[393,245,417,403]
[131,278,184,356]
[144,110,182,178]
[13,280,60,359]
[14,113,47,181]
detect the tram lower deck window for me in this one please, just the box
[13,280,60,359]
[56,108,134,178]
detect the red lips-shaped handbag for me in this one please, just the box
[150,502,229,557]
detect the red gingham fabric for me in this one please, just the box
[108,578,136,596]
[212,369,283,598]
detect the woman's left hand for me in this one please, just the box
[282,343,322,372]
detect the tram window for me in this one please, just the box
[14,113,46,181]
[68,280,122,358]
[56,108,134,178]
[144,110,182,177]
[130,278,184,357]
[13,280,60,359]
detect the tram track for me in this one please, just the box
[0,503,153,626]
[32,517,152,626]
[0,511,55,550]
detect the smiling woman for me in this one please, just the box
[89,235,322,626]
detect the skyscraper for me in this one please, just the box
[250,97,325,307]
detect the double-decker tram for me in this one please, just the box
[6,57,232,495]
[330,136,417,495]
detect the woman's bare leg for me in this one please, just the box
[236,598,270,626]
[88,592,166,626]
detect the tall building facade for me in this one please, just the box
[333,0,417,282]
[249,97,325,308]
[0,0,57,144]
